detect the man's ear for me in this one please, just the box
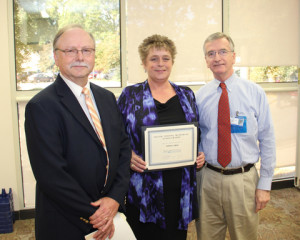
[53,51,59,66]
[232,52,236,65]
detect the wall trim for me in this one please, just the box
[14,182,295,220]
[13,209,35,220]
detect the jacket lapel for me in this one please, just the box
[54,76,101,146]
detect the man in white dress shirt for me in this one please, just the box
[195,32,276,240]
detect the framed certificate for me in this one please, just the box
[142,123,198,171]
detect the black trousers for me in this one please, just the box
[126,169,187,240]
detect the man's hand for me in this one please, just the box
[196,152,205,169]
[91,224,115,240]
[255,189,270,213]
[89,197,119,239]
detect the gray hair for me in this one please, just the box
[203,32,235,54]
[53,24,95,50]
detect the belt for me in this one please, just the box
[206,163,254,175]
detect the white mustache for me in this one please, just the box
[70,62,89,68]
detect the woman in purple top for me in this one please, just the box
[117,34,205,240]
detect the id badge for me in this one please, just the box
[231,116,247,133]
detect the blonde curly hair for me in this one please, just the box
[138,34,177,64]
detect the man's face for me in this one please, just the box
[54,28,95,86]
[204,38,236,82]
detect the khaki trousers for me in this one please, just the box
[196,165,259,240]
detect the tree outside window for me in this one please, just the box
[14,0,121,90]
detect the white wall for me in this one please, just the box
[0,0,23,211]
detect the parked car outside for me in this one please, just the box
[27,72,55,83]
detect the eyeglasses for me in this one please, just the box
[206,49,233,58]
[55,48,95,57]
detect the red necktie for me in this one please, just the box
[218,83,231,167]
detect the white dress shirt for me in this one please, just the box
[60,73,101,132]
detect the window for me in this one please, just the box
[14,0,121,91]
[13,0,299,209]
[14,0,121,208]
[229,0,299,180]
[16,0,222,208]
[229,0,299,84]
[255,91,298,180]
[234,66,298,83]
[126,0,222,85]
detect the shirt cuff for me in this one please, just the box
[257,176,273,190]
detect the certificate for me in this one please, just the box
[142,123,198,171]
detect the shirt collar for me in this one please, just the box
[60,73,90,98]
[213,73,236,93]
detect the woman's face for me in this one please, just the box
[143,47,173,83]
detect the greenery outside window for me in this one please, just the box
[234,66,298,83]
[14,0,121,91]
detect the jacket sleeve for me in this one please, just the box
[25,100,96,233]
[103,92,132,210]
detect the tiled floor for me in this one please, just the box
[1,187,299,240]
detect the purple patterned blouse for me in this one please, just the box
[117,80,199,230]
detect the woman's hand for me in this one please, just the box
[130,150,147,173]
[196,152,205,169]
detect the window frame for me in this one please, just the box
[7,0,300,210]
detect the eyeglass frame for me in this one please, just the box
[205,49,234,58]
[55,48,95,57]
